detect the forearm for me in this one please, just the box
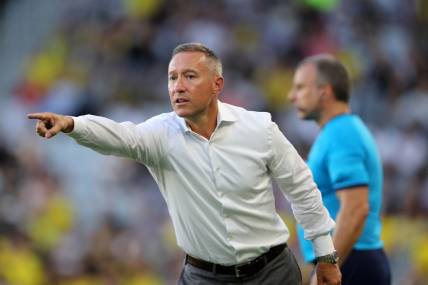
[68,115,140,159]
[332,207,367,266]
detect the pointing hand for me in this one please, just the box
[27,112,74,139]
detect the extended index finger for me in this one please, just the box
[27,113,50,120]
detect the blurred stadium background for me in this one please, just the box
[0,0,427,284]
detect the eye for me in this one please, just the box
[168,75,177,81]
[186,74,196,80]
[295,84,304,91]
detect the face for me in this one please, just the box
[168,51,223,121]
[288,63,324,121]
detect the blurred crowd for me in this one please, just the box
[0,0,427,284]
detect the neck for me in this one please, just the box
[186,116,217,139]
[185,103,219,140]
[318,102,350,128]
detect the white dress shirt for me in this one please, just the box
[68,101,335,265]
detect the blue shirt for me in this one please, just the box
[297,114,384,263]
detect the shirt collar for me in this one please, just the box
[175,100,238,133]
[217,100,238,124]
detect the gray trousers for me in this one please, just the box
[178,247,302,285]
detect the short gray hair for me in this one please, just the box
[172,42,223,76]
[298,54,351,103]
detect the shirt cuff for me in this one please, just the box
[312,233,335,257]
[66,116,86,139]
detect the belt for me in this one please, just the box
[185,243,287,278]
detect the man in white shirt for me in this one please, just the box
[28,43,341,285]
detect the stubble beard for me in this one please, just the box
[301,107,321,123]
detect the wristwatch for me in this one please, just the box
[316,251,339,264]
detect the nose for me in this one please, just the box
[288,89,296,102]
[173,76,186,93]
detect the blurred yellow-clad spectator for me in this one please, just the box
[124,272,164,285]
[411,226,428,281]
[257,66,294,111]
[60,276,104,285]
[28,192,74,251]
[335,51,362,83]
[0,234,46,285]
[123,0,163,19]
[26,36,68,91]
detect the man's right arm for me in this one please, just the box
[27,112,155,162]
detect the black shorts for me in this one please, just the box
[340,248,391,285]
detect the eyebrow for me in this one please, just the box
[168,68,198,75]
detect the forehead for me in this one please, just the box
[168,51,208,73]
[294,63,318,83]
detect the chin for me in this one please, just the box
[174,109,191,118]
[302,112,320,122]
[174,111,186,117]
[299,112,315,121]
[297,112,308,120]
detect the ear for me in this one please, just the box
[213,76,224,95]
[321,84,334,101]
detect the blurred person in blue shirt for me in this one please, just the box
[289,55,391,285]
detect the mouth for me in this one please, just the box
[175,98,190,105]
